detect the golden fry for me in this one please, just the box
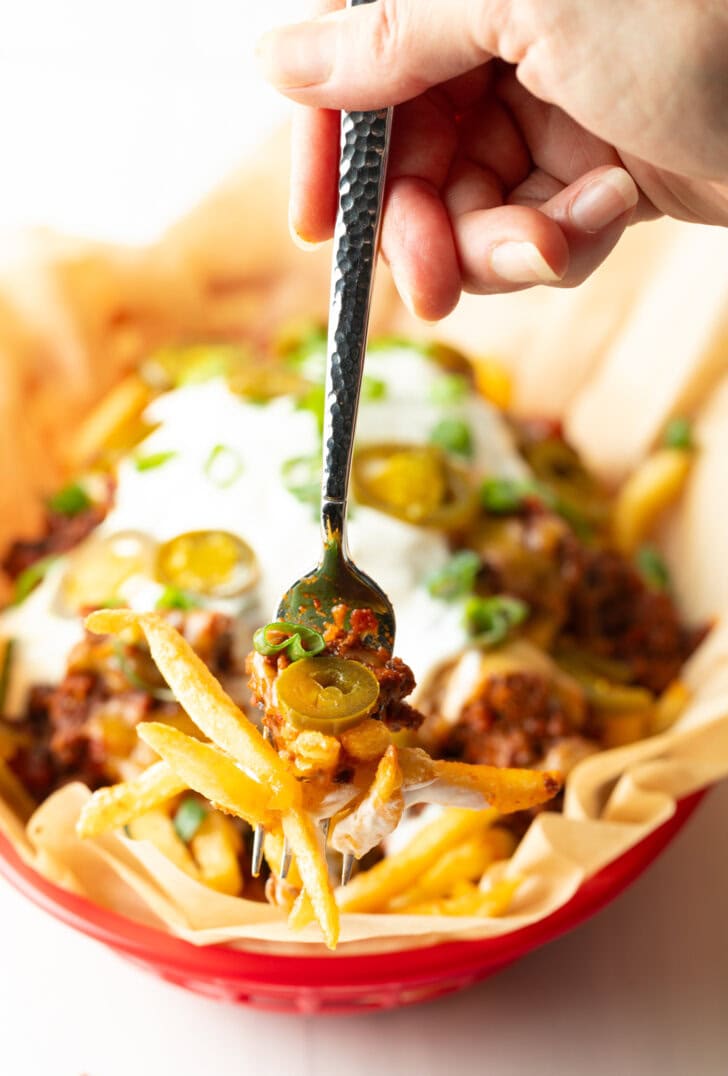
[650,680,690,735]
[339,718,391,761]
[76,760,186,838]
[431,759,562,814]
[85,610,299,809]
[601,712,646,749]
[67,373,153,468]
[282,808,339,950]
[287,890,315,932]
[263,829,303,889]
[127,808,200,880]
[190,812,244,896]
[137,722,275,828]
[330,745,404,858]
[338,806,498,914]
[391,827,516,910]
[613,447,692,554]
[402,876,521,918]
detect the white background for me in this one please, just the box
[1,2,727,1073]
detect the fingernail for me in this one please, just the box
[490,242,562,284]
[256,19,336,89]
[288,205,324,250]
[570,168,639,233]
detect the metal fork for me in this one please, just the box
[252,0,395,886]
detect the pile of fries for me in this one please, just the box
[77,610,561,949]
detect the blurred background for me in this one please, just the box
[0,0,300,242]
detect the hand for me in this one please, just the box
[257,0,728,319]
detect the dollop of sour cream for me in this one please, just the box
[0,344,527,713]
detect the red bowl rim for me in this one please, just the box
[0,790,706,992]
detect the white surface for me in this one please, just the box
[2,782,727,1076]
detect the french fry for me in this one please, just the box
[190,812,244,896]
[76,760,186,837]
[127,808,200,880]
[613,447,692,554]
[650,680,690,735]
[390,827,516,910]
[602,712,647,749]
[137,722,275,829]
[339,718,391,761]
[290,730,340,776]
[66,373,153,469]
[281,808,339,950]
[287,890,315,932]
[330,746,404,858]
[263,829,303,890]
[338,807,498,914]
[402,876,522,918]
[85,610,299,809]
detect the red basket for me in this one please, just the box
[0,791,705,1014]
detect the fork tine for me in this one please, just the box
[341,852,355,886]
[280,839,292,880]
[250,727,272,878]
[320,817,331,841]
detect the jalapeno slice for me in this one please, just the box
[156,530,258,598]
[521,437,610,531]
[275,655,380,734]
[59,530,158,613]
[352,443,478,531]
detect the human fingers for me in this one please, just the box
[289,105,340,245]
[257,0,502,110]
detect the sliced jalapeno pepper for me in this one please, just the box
[352,443,478,531]
[275,655,380,734]
[60,530,158,613]
[156,530,258,598]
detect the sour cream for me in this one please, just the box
[0,344,526,712]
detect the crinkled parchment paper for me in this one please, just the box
[1,130,727,954]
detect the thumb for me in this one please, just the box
[256,0,507,110]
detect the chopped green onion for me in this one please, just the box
[0,638,16,712]
[12,555,59,606]
[253,621,326,662]
[134,450,178,472]
[47,483,92,517]
[426,550,481,601]
[463,595,529,647]
[429,417,474,458]
[296,383,326,435]
[635,545,671,591]
[428,373,469,405]
[480,477,536,514]
[156,586,201,611]
[173,797,208,843]
[203,444,244,488]
[361,375,388,402]
[281,455,321,512]
[663,417,694,451]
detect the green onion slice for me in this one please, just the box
[47,483,92,517]
[480,477,537,514]
[428,373,469,405]
[173,796,208,843]
[361,375,388,402]
[281,455,321,511]
[253,621,326,663]
[463,595,529,647]
[12,555,60,606]
[134,450,178,472]
[429,417,474,458]
[635,545,671,591]
[663,417,694,451]
[156,586,202,611]
[203,444,244,488]
[426,550,481,601]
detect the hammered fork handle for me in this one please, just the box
[321,3,393,544]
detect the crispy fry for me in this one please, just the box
[282,807,339,950]
[85,610,299,808]
[67,373,153,469]
[338,806,497,914]
[263,829,302,890]
[613,447,692,553]
[330,745,405,858]
[137,722,275,829]
[76,760,186,837]
[127,808,200,880]
[190,812,244,896]
[399,747,562,814]
[390,827,516,910]
[287,890,315,932]
[402,876,521,917]
[602,712,647,749]
[290,730,340,776]
[650,679,690,735]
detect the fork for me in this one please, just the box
[251,0,395,886]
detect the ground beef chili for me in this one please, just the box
[5,610,247,802]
